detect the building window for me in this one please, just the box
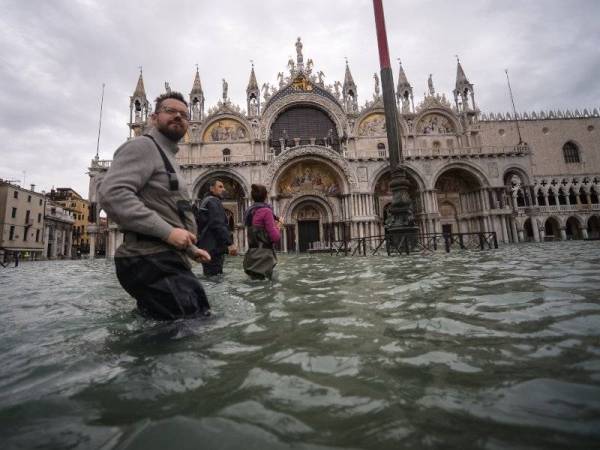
[27,195,31,202]
[9,226,15,240]
[25,210,30,223]
[23,228,28,241]
[37,213,41,223]
[223,148,231,162]
[13,191,18,199]
[39,199,42,206]
[36,229,40,242]
[11,207,17,218]
[563,142,580,163]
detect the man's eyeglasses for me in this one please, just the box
[159,107,190,120]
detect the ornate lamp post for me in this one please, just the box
[372,0,419,254]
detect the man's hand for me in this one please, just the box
[189,246,211,263]
[166,228,197,250]
[228,244,238,256]
[276,219,283,230]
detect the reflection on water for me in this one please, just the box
[1,242,600,449]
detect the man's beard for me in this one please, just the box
[159,120,187,141]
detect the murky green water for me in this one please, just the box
[1,242,600,449]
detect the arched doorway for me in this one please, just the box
[434,168,484,234]
[276,159,343,251]
[565,216,583,240]
[544,217,561,241]
[523,218,534,242]
[291,201,330,252]
[587,215,600,239]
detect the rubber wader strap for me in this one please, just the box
[144,134,178,191]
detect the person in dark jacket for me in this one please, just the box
[243,184,281,280]
[196,179,238,276]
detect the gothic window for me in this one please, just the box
[377,142,386,157]
[563,142,580,163]
[222,148,231,162]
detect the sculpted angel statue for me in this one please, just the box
[222,78,228,100]
[306,58,313,74]
[262,82,271,101]
[373,73,380,96]
[295,37,303,64]
[333,81,342,99]
[427,74,435,96]
[317,71,325,86]
[277,72,284,88]
[287,58,295,75]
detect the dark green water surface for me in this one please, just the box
[1,242,600,449]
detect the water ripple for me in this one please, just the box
[1,241,600,449]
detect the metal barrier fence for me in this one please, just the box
[308,232,498,256]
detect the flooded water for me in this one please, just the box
[1,242,600,449]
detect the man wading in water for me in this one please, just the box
[99,92,212,320]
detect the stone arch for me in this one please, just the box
[544,216,561,240]
[431,161,489,190]
[261,93,347,142]
[273,157,346,201]
[192,169,250,199]
[283,194,335,224]
[523,217,535,241]
[265,146,357,193]
[565,216,584,240]
[502,165,531,186]
[414,108,461,135]
[546,185,559,206]
[199,113,252,143]
[369,163,427,193]
[371,165,426,218]
[587,215,600,239]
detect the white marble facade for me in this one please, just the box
[88,39,600,255]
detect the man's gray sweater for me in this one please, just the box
[98,127,196,241]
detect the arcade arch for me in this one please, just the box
[434,167,487,234]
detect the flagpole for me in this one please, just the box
[95,83,105,160]
[372,0,418,254]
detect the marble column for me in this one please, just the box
[500,216,509,243]
[532,218,540,242]
[510,217,519,243]
[560,228,567,241]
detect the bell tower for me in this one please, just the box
[129,68,150,138]
[396,60,414,114]
[189,66,205,122]
[342,59,358,114]
[246,61,260,117]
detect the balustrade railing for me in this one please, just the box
[518,203,600,213]
[308,231,498,256]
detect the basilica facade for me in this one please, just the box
[88,39,600,256]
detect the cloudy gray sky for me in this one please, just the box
[1,0,599,197]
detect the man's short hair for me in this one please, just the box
[209,179,222,188]
[155,92,188,113]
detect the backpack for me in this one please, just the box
[194,196,213,238]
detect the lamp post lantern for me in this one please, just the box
[372,0,419,254]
